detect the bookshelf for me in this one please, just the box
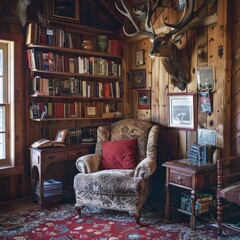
[26,22,124,122]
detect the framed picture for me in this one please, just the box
[50,0,80,22]
[135,50,145,66]
[55,130,67,143]
[197,66,215,90]
[84,104,99,118]
[197,128,217,146]
[130,69,146,89]
[167,92,197,130]
[138,90,151,109]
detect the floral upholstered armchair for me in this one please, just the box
[74,119,160,225]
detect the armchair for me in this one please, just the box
[74,119,159,225]
[217,155,240,235]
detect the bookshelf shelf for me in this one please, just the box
[27,44,122,59]
[31,116,123,121]
[26,22,124,122]
[30,69,122,80]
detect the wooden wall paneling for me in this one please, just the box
[122,42,131,118]
[209,0,231,154]
[231,0,240,154]
[151,57,160,123]
[186,28,198,152]
[231,68,240,98]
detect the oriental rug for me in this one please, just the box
[0,202,239,240]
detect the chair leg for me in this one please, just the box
[75,205,84,218]
[217,196,223,236]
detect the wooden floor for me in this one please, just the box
[0,197,37,215]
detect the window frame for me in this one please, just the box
[0,33,24,176]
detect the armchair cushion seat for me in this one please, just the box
[218,181,240,204]
[74,169,145,196]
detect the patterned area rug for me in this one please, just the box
[0,202,239,240]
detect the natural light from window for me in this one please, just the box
[0,40,14,166]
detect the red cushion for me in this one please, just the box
[100,138,138,170]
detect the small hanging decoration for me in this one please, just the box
[218,45,224,59]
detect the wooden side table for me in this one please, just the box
[162,159,216,230]
[30,143,95,206]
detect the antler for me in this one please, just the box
[115,0,159,39]
[163,0,217,37]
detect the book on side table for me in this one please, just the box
[31,130,67,148]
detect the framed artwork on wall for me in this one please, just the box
[135,50,145,66]
[130,69,146,89]
[138,90,151,109]
[167,92,197,130]
[197,128,217,146]
[50,0,80,22]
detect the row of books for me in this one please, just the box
[31,76,123,98]
[35,179,63,198]
[30,102,116,119]
[66,127,98,144]
[26,49,122,77]
[181,192,216,214]
[26,22,70,48]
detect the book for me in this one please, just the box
[31,130,67,148]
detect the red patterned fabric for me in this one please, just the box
[100,138,138,170]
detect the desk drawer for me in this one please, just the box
[67,147,89,160]
[170,170,192,188]
[43,150,66,162]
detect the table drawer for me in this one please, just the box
[170,170,192,188]
[42,150,66,162]
[67,147,89,159]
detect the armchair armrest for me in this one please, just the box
[134,157,157,179]
[75,154,101,173]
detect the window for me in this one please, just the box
[0,40,15,167]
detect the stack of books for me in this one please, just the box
[35,179,63,198]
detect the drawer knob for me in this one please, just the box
[177,176,182,184]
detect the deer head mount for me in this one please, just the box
[115,0,216,91]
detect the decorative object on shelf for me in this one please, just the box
[138,90,151,109]
[50,0,80,22]
[197,65,215,91]
[81,40,94,51]
[97,35,108,52]
[167,92,196,130]
[111,40,123,55]
[135,50,145,66]
[84,104,100,118]
[130,69,146,89]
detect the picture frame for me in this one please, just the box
[55,130,67,143]
[135,50,145,66]
[197,66,215,90]
[50,0,80,22]
[84,104,99,118]
[130,69,146,89]
[197,128,217,146]
[167,92,197,130]
[138,90,151,109]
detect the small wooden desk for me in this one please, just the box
[30,143,95,206]
[162,159,216,230]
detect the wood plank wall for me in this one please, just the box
[231,0,240,155]
[128,0,231,160]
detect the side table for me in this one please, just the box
[30,143,95,206]
[162,159,216,230]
